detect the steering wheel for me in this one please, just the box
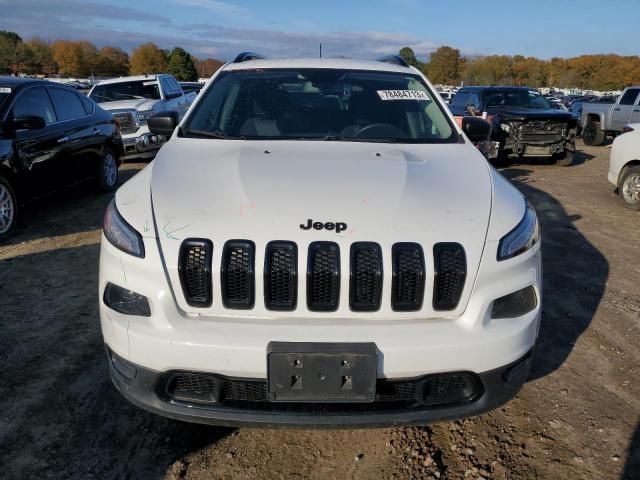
[353,122,407,139]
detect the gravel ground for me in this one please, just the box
[0,141,638,480]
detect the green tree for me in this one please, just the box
[0,31,23,74]
[25,38,56,76]
[399,47,421,68]
[427,46,463,84]
[130,42,168,75]
[167,47,198,81]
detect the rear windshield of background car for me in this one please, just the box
[485,89,551,110]
[89,81,160,103]
[183,69,457,143]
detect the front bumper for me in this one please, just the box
[107,346,533,428]
[121,128,164,160]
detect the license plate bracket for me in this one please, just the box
[267,342,377,403]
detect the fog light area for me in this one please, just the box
[491,286,538,319]
[103,282,151,317]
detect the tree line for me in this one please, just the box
[401,46,640,91]
[0,31,224,81]
[2,29,639,90]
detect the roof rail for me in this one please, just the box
[233,52,266,63]
[376,55,409,67]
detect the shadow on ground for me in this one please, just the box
[500,167,609,380]
[622,422,640,480]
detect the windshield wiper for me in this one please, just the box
[321,135,398,143]
[182,129,243,139]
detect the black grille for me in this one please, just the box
[350,242,383,311]
[264,241,297,311]
[224,380,268,401]
[162,371,481,408]
[165,372,220,403]
[178,239,213,307]
[433,243,467,310]
[221,240,255,309]
[391,243,426,311]
[307,242,340,311]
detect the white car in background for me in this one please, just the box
[608,124,640,210]
[89,74,196,160]
[99,54,542,427]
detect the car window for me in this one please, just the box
[169,77,181,94]
[89,81,160,102]
[10,87,56,124]
[160,77,173,97]
[184,68,456,143]
[49,88,87,121]
[619,89,640,106]
[452,91,469,109]
[79,94,96,115]
[485,89,551,109]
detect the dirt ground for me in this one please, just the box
[0,141,638,480]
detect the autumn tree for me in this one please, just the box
[130,42,167,75]
[167,47,198,81]
[52,40,99,77]
[427,46,463,84]
[95,46,129,76]
[25,38,56,76]
[193,57,224,78]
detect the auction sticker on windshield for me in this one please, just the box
[377,90,429,101]
[0,87,11,93]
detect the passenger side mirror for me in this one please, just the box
[462,116,491,143]
[148,111,179,136]
[9,115,46,131]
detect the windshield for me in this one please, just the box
[183,69,456,143]
[89,80,160,103]
[485,89,551,110]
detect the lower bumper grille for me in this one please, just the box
[163,371,481,407]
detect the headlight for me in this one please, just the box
[497,204,540,261]
[103,199,145,258]
[136,110,153,125]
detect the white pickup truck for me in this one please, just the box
[581,86,640,146]
[89,74,196,160]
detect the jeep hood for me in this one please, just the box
[150,138,494,318]
[96,98,157,112]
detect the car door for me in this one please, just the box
[47,86,101,182]
[6,86,65,198]
[629,92,640,125]
[611,88,639,131]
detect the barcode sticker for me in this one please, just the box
[0,87,11,93]
[377,90,429,101]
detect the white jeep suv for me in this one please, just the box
[99,54,542,427]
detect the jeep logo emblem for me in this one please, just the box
[300,219,347,233]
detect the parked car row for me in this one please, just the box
[0,73,198,240]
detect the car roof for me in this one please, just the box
[95,75,163,85]
[0,76,53,88]
[223,58,417,74]
[459,86,539,92]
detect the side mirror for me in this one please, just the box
[148,111,179,136]
[10,115,46,131]
[462,116,491,143]
[165,91,181,100]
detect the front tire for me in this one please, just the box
[619,166,640,210]
[554,149,574,167]
[0,175,18,241]
[583,120,605,146]
[98,149,119,192]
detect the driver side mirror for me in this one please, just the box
[462,116,491,143]
[148,111,179,136]
[9,115,46,131]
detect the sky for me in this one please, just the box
[0,0,637,61]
